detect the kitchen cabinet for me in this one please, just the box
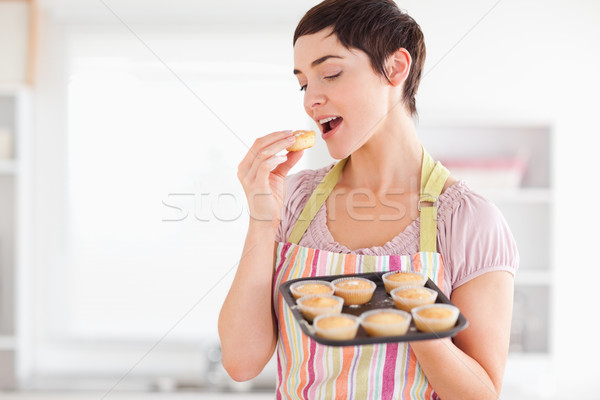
[0,84,31,389]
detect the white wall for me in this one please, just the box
[0,2,29,83]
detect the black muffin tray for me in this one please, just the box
[279,272,468,346]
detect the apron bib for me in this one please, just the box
[272,148,450,400]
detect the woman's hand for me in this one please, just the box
[237,130,304,230]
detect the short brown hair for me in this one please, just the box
[294,0,426,116]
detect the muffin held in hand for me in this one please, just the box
[286,130,315,151]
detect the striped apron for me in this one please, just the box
[272,149,450,399]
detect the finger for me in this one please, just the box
[258,135,297,162]
[253,153,289,186]
[254,130,294,149]
[245,134,295,183]
[238,130,292,181]
[272,149,304,178]
[239,130,293,174]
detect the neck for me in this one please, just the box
[340,111,422,194]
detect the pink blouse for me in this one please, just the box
[276,162,519,295]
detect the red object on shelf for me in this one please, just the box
[439,157,527,170]
[439,157,528,190]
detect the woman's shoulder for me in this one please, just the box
[437,180,519,290]
[438,179,506,226]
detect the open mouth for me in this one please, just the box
[320,116,343,134]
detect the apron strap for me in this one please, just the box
[419,148,450,252]
[288,157,349,244]
[287,148,449,251]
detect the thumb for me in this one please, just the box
[272,150,304,177]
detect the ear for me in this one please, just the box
[386,48,412,87]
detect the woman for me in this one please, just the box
[219,1,518,399]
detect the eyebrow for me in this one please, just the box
[293,55,344,75]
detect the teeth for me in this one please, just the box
[319,116,339,124]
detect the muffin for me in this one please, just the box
[331,277,377,306]
[290,280,335,299]
[391,286,438,311]
[382,271,428,293]
[286,130,316,151]
[412,304,460,333]
[360,309,411,337]
[296,294,344,322]
[313,313,360,340]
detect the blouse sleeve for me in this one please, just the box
[439,190,520,291]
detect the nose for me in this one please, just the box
[303,84,326,113]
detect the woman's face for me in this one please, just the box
[293,28,393,159]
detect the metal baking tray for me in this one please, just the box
[279,272,468,346]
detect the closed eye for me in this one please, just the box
[324,72,342,80]
[299,72,342,92]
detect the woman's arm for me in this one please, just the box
[410,271,514,400]
[218,232,279,382]
[218,130,303,381]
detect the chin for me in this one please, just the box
[326,144,352,160]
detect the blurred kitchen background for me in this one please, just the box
[0,0,599,399]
